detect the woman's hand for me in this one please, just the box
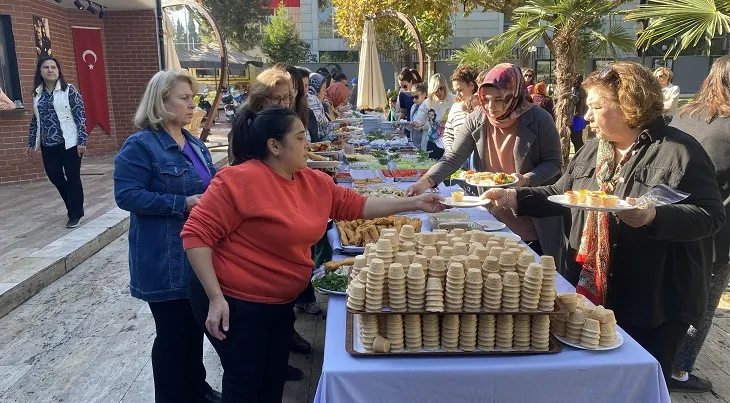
[513,173,530,187]
[414,193,446,213]
[206,296,229,341]
[24,147,35,158]
[185,194,202,212]
[617,202,657,228]
[77,145,87,157]
[406,177,435,197]
[480,188,518,210]
[412,121,424,128]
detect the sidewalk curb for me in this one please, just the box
[0,151,229,318]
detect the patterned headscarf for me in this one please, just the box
[325,82,351,108]
[309,73,324,97]
[478,63,534,128]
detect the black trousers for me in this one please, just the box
[622,321,690,385]
[427,141,444,160]
[40,144,84,219]
[189,276,295,403]
[148,298,212,403]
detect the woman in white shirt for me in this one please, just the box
[655,67,680,122]
[412,73,455,159]
[444,66,480,154]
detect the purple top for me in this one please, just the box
[182,141,212,190]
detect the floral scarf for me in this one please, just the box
[325,82,351,108]
[478,63,534,129]
[576,140,634,305]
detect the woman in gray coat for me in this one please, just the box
[407,63,565,264]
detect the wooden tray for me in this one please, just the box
[346,295,569,316]
[344,311,562,357]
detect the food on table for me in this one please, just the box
[601,195,619,208]
[325,257,356,271]
[336,216,423,247]
[563,190,622,208]
[464,171,517,186]
[565,190,579,204]
[390,169,423,178]
[354,186,405,198]
[353,177,384,185]
[346,154,376,163]
[309,141,339,152]
[451,191,464,202]
[312,271,348,292]
[552,293,618,349]
[587,194,602,207]
[307,152,329,161]
[333,125,360,135]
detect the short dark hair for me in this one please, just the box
[230,106,299,164]
[414,83,428,94]
[334,73,348,82]
[33,56,68,96]
[296,66,311,77]
[398,68,423,84]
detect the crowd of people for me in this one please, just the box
[23,47,730,402]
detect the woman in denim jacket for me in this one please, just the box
[114,70,220,403]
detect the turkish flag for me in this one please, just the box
[72,27,111,134]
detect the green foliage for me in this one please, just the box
[452,39,513,71]
[319,51,359,63]
[261,3,315,64]
[200,0,271,52]
[625,0,730,58]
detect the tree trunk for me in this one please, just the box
[518,48,531,70]
[551,34,578,168]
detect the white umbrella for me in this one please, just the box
[356,20,387,110]
[163,13,183,71]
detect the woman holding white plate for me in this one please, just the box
[480,62,725,385]
[407,64,564,262]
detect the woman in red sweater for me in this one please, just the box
[182,106,444,402]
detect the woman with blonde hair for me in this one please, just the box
[481,61,725,384]
[654,66,680,122]
[227,68,292,164]
[669,55,730,393]
[412,73,455,159]
[531,82,555,119]
[114,70,220,403]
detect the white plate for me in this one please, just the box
[466,177,520,189]
[333,129,364,137]
[554,331,624,351]
[311,270,348,296]
[548,195,636,212]
[441,196,491,208]
[332,118,362,125]
[472,220,507,231]
[313,150,342,157]
[307,160,340,169]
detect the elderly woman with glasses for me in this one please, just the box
[407,63,565,265]
[481,61,726,384]
[412,73,455,159]
[227,68,293,164]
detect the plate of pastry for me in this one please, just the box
[548,190,636,212]
[441,191,491,208]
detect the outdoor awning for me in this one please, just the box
[177,43,263,69]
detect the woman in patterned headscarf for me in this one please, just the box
[480,61,725,386]
[323,82,351,120]
[307,72,329,139]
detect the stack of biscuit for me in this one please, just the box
[399,225,416,246]
[520,263,543,312]
[356,267,369,285]
[477,314,496,350]
[483,273,503,311]
[401,241,416,253]
[471,230,490,245]
[427,256,447,289]
[445,263,466,312]
[501,272,521,312]
[407,263,427,311]
[517,252,534,283]
[450,237,463,248]
[376,239,395,265]
[404,314,423,351]
[513,315,531,351]
[422,314,441,351]
[566,309,585,344]
[459,314,478,351]
[461,232,473,243]
[425,278,445,312]
[558,293,579,312]
[388,263,407,312]
[473,245,489,261]
[364,243,377,255]
[538,259,557,312]
[378,315,387,338]
[485,240,499,255]
[394,252,410,266]
[496,314,514,351]
[372,335,391,353]
[365,259,386,312]
[580,318,601,349]
[439,246,454,260]
[453,242,468,256]
[435,241,449,254]
[550,312,569,337]
[422,245,438,259]
[359,314,379,352]
[432,229,448,243]
[598,309,617,347]
[465,255,482,271]
[441,314,460,352]
[417,232,437,255]
[351,255,367,281]
[452,228,465,237]
[405,251,417,263]
[482,256,500,277]
[499,251,517,275]
[467,242,482,256]
[463,268,483,312]
[489,246,505,260]
[386,314,405,352]
[412,255,429,268]
[346,281,366,310]
[531,315,551,351]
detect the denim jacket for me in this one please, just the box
[114,127,217,302]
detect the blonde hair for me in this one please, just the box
[654,67,673,82]
[427,73,450,104]
[242,68,292,112]
[134,70,197,130]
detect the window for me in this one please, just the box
[0,15,22,104]
[318,6,341,39]
[652,58,673,70]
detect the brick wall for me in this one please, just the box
[0,0,159,185]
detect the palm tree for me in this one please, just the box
[625,0,730,58]
[451,39,514,72]
[490,0,634,166]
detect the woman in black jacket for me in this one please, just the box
[482,62,725,385]
[669,55,730,394]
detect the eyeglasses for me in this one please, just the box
[599,65,616,79]
[400,84,410,89]
[524,74,533,77]
[269,94,291,105]
[438,86,446,91]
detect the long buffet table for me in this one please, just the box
[313,178,671,403]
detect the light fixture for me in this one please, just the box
[87,1,97,14]
[73,0,84,9]
[98,9,105,18]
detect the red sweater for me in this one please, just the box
[181,160,367,304]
